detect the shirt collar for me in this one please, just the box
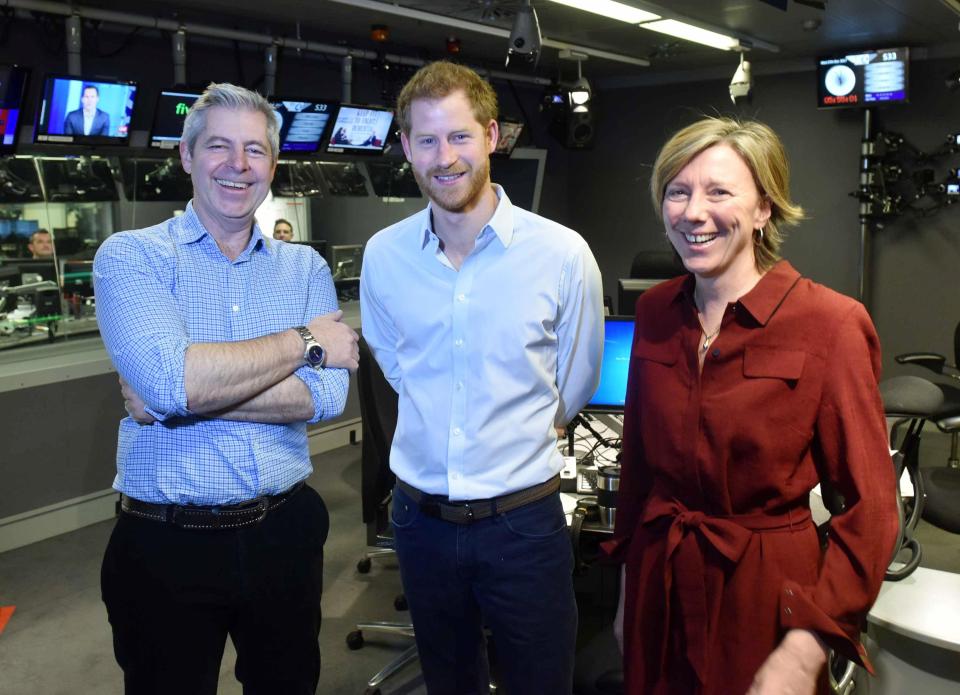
[417,184,515,250]
[173,200,271,258]
[672,259,801,326]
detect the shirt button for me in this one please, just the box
[232,305,240,312]
[712,348,720,358]
[453,427,462,436]
[456,381,464,391]
[457,293,466,302]
[451,472,462,480]
[454,338,464,347]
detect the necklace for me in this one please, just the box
[695,312,721,351]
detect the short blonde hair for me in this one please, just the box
[396,61,498,134]
[650,117,804,272]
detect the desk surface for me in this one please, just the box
[868,567,960,652]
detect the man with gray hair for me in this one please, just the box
[94,82,358,694]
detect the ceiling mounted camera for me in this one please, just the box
[505,0,541,68]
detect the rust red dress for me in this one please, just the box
[604,261,899,695]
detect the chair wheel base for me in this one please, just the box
[357,557,372,574]
[346,630,364,650]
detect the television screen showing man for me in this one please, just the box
[64,84,110,136]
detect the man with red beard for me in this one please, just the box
[360,62,604,694]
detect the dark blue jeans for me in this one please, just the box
[101,484,329,695]
[391,483,577,695]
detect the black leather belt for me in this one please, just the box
[120,481,305,530]
[397,476,560,524]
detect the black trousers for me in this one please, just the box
[101,484,329,695]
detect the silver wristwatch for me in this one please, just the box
[295,326,326,369]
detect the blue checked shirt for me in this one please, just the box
[361,186,604,500]
[94,202,349,505]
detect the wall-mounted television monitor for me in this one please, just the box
[495,119,524,156]
[325,104,394,155]
[0,65,30,155]
[272,98,336,153]
[150,89,202,149]
[34,75,138,145]
[817,47,908,109]
[583,315,635,413]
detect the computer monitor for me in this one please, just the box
[325,104,394,155]
[817,47,909,109]
[0,64,30,155]
[329,244,363,280]
[584,316,636,413]
[149,88,202,149]
[11,258,58,285]
[271,98,337,153]
[35,75,138,146]
[61,259,94,297]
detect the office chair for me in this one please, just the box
[894,323,960,533]
[618,249,684,316]
[346,338,418,695]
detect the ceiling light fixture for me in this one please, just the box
[546,0,660,24]
[639,19,741,51]
[545,0,777,52]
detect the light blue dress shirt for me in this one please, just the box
[360,186,604,500]
[94,202,349,505]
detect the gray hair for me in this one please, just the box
[181,82,279,161]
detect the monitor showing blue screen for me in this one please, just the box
[35,74,138,145]
[585,316,636,413]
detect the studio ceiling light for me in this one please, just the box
[546,0,660,24]
[545,0,776,52]
[639,19,741,51]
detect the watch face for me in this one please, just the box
[307,345,325,366]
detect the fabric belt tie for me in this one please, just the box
[397,476,560,524]
[120,481,305,530]
[641,497,813,687]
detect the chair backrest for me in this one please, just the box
[954,319,959,368]
[357,336,399,524]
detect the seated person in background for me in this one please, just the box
[64,84,110,136]
[273,218,294,241]
[607,117,899,695]
[28,229,54,259]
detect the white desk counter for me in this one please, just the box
[861,567,960,694]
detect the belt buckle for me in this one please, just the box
[461,503,474,522]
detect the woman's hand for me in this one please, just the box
[746,629,828,695]
[613,564,626,654]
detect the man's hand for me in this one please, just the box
[746,629,827,695]
[307,310,360,370]
[119,376,157,425]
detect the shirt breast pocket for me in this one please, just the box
[742,346,806,383]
